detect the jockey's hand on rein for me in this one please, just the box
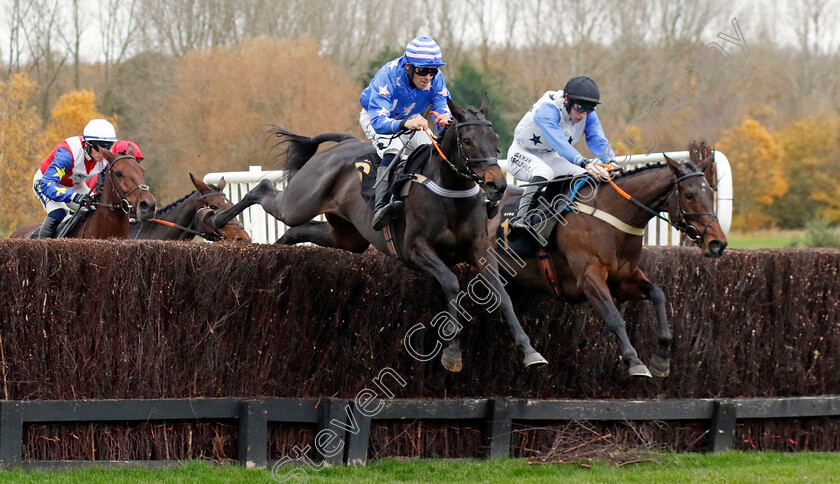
[72,192,91,206]
[404,116,429,131]
[585,162,612,181]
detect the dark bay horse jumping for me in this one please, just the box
[209,95,547,371]
[490,154,726,378]
[10,147,157,239]
[130,174,250,241]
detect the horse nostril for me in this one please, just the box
[709,240,725,255]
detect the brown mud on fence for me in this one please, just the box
[0,240,839,401]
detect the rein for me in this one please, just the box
[422,114,498,187]
[94,155,151,213]
[607,171,717,242]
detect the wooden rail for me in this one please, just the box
[1,396,838,469]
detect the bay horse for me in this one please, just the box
[129,174,250,241]
[10,146,157,239]
[489,154,726,378]
[208,94,548,372]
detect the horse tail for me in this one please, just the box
[266,125,358,179]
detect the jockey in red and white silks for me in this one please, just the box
[31,118,117,238]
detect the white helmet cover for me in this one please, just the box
[83,119,117,143]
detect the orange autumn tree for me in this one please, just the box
[774,113,840,225]
[147,37,362,201]
[37,90,116,159]
[717,118,788,231]
[0,74,41,233]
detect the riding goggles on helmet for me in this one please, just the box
[571,102,596,113]
[413,66,438,77]
[88,140,114,151]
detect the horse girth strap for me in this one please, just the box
[406,174,481,199]
[536,247,562,298]
[572,202,646,236]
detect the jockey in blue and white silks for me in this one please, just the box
[360,35,453,230]
[31,118,117,238]
[507,76,617,230]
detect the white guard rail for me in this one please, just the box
[204,151,732,245]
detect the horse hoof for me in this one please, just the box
[523,352,548,368]
[649,355,670,378]
[441,348,462,373]
[629,364,652,378]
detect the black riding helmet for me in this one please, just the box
[563,76,601,112]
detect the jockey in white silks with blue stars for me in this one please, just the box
[359,35,453,231]
[507,76,617,230]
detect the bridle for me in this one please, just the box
[608,168,718,242]
[145,189,246,241]
[663,171,719,243]
[434,118,499,186]
[95,155,151,213]
[194,190,246,240]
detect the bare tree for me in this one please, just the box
[19,0,67,120]
[99,0,141,85]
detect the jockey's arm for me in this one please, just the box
[39,148,76,203]
[533,103,587,166]
[429,74,452,127]
[584,112,617,163]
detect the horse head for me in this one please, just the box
[444,93,506,202]
[189,173,251,242]
[100,146,157,222]
[664,154,727,257]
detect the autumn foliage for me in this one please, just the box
[0,74,41,232]
[145,38,364,202]
[717,118,788,231]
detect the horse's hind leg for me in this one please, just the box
[617,269,671,377]
[277,219,370,253]
[211,179,282,228]
[579,265,650,378]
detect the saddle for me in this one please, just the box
[356,145,434,215]
[496,176,590,257]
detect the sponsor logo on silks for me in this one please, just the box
[69,172,90,184]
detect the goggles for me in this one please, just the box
[571,102,596,113]
[414,66,439,77]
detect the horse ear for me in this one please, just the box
[100,146,115,162]
[479,91,492,117]
[217,177,226,190]
[190,172,211,193]
[447,97,466,121]
[664,154,681,175]
[697,153,717,189]
[126,144,135,157]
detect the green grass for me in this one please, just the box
[1,452,839,483]
[725,230,804,249]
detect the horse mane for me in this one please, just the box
[155,191,198,215]
[613,162,667,178]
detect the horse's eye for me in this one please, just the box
[210,204,218,210]
[685,192,695,200]
[114,171,124,178]
[463,138,473,147]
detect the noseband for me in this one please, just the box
[195,190,245,237]
[664,171,719,242]
[445,119,499,185]
[98,155,151,213]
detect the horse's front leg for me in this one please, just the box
[210,179,283,228]
[468,250,547,368]
[405,239,467,372]
[617,269,671,377]
[579,264,651,378]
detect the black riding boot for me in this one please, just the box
[36,216,61,239]
[372,154,398,230]
[509,176,547,230]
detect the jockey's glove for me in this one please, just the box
[72,192,91,206]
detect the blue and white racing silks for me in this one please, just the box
[33,136,107,203]
[359,56,451,135]
[512,90,615,165]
